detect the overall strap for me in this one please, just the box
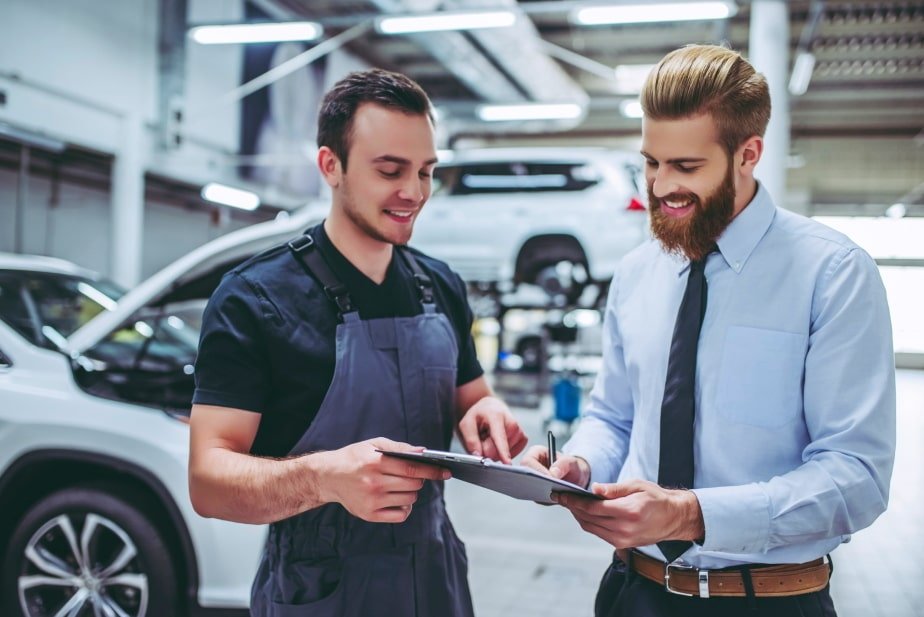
[398,246,435,306]
[287,233,358,320]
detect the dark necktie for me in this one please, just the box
[657,258,708,562]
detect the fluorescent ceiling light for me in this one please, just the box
[619,100,644,119]
[376,10,516,34]
[190,22,322,45]
[573,2,736,25]
[477,103,584,122]
[789,51,816,96]
[201,183,261,210]
[613,64,656,94]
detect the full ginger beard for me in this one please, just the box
[648,161,736,263]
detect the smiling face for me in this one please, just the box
[321,103,438,248]
[641,112,756,262]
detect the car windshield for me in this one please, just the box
[0,270,125,348]
[0,268,203,412]
[77,305,201,412]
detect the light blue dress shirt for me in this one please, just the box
[563,183,896,569]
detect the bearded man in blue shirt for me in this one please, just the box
[523,44,895,617]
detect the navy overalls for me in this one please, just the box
[249,234,474,617]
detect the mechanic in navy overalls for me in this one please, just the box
[188,69,528,616]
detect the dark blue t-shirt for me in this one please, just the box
[193,222,483,457]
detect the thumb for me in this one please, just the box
[592,480,646,500]
[549,457,576,480]
[591,480,647,499]
[369,437,420,453]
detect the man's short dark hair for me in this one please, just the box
[317,69,434,170]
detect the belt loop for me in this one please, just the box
[698,570,710,598]
[740,566,757,611]
[826,553,834,577]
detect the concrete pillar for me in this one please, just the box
[749,0,790,207]
[110,114,145,288]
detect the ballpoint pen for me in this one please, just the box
[547,430,557,468]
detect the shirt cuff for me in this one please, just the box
[562,437,618,485]
[691,483,771,554]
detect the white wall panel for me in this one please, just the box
[0,0,243,156]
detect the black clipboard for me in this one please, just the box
[378,449,601,504]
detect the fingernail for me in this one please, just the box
[442,471,451,480]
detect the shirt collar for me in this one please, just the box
[672,181,776,275]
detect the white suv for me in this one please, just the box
[411,147,649,303]
[0,207,321,617]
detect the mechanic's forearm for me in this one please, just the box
[189,448,330,524]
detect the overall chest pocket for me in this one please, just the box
[716,326,807,428]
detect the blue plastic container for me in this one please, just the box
[552,373,581,422]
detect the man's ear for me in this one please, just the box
[738,135,763,172]
[317,146,342,189]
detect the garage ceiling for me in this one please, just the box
[266,0,924,210]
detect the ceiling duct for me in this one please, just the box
[367,0,589,135]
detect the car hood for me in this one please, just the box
[67,204,326,355]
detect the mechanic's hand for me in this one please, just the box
[457,397,528,463]
[315,437,449,523]
[553,479,704,548]
[521,445,591,488]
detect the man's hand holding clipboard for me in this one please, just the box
[378,440,600,505]
[520,432,594,495]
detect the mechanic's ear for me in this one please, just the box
[318,146,343,189]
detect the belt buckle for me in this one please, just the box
[664,560,696,597]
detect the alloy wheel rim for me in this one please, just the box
[17,512,149,617]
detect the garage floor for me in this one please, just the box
[445,369,924,617]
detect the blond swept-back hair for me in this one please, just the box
[641,44,770,156]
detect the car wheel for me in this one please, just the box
[533,260,589,304]
[1,486,178,617]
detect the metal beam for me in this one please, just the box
[158,0,188,149]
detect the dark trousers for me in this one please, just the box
[594,554,838,617]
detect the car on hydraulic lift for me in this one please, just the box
[410,147,649,305]
[0,207,321,617]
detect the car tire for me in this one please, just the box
[533,260,589,304]
[516,240,589,305]
[1,485,178,617]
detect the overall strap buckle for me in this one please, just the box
[398,246,435,305]
[288,232,358,320]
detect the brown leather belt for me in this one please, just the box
[615,549,830,598]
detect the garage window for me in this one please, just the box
[814,216,924,365]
